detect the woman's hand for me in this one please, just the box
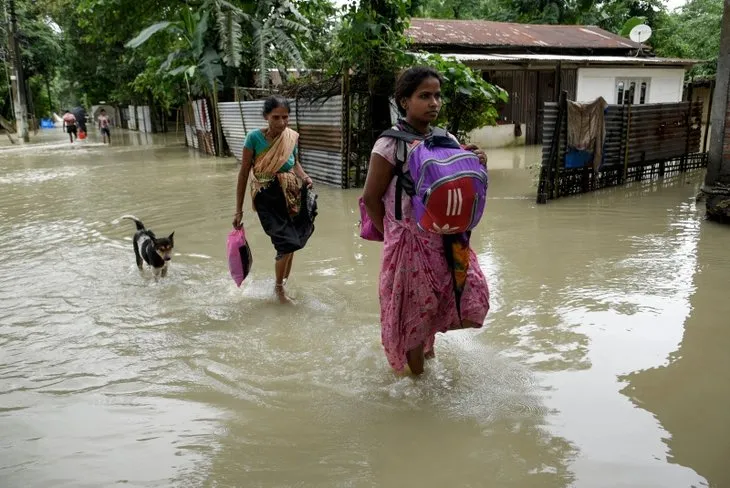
[303,175,313,189]
[232,211,243,229]
[463,144,488,168]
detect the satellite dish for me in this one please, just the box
[629,24,652,43]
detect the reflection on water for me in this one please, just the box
[0,129,726,487]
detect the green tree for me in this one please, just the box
[413,0,486,19]
[419,53,509,139]
[126,8,223,97]
[332,0,411,132]
[0,0,63,119]
[652,0,724,77]
[291,0,337,69]
[45,0,182,106]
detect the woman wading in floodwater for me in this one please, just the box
[361,67,491,375]
[233,96,316,303]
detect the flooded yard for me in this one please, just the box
[0,128,727,487]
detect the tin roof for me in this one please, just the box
[408,19,641,50]
[433,53,698,67]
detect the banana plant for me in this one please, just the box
[126,8,222,96]
[126,0,310,89]
[208,0,310,87]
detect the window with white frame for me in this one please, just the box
[615,78,650,105]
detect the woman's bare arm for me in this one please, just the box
[293,154,312,187]
[362,153,394,234]
[233,147,254,227]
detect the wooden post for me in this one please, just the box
[355,93,365,188]
[552,91,568,199]
[211,79,224,157]
[622,88,634,183]
[235,87,248,141]
[702,79,715,154]
[175,108,180,137]
[681,85,694,173]
[342,70,352,189]
[537,90,567,203]
[638,152,646,181]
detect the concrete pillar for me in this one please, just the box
[703,0,730,222]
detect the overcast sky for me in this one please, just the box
[665,0,686,9]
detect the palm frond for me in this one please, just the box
[277,0,308,26]
[199,48,223,89]
[253,27,271,87]
[159,50,187,72]
[193,9,210,59]
[272,17,309,35]
[214,2,243,67]
[268,28,305,69]
[125,21,173,48]
[168,64,192,77]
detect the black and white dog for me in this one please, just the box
[121,215,175,277]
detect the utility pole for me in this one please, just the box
[6,0,29,142]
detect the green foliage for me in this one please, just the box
[0,0,63,118]
[331,0,411,76]
[130,56,185,111]
[292,0,337,68]
[212,1,244,68]
[125,22,174,49]
[619,16,647,37]
[417,53,509,138]
[125,8,223,96]
[652,0,724,78]
[330,0,412,133]
[413,0,486,19]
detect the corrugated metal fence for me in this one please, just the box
[125,105,153,132]
[538,96,706,203]
[127,106,136,131]
[183,99,216,155]
[218,96,344,187]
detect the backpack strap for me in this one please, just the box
[379,127,422,221]
[425,127,462,150]
[378,128,422,144]
[393,138,408,221]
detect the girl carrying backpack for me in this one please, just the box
[361,66,491,375]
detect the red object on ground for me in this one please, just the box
[78,130,86,140]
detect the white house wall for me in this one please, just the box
[576,67,685,104]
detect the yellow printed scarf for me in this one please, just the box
[250,127,302,216]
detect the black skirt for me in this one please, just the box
[254,179,316,259]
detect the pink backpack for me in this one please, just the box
[227,228,253,287]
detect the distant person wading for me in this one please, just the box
[233,96,317,304]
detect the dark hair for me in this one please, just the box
[395,66,443,116]
[262,95,291,117]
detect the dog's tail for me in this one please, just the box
[121,215,145,230]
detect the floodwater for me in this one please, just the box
[1,128,728,488]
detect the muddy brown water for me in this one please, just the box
[1,129,728,487]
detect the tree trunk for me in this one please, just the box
[45,74,53,116]
[212,79,224,157]
[703,0,730,223]
[7,0,29,142]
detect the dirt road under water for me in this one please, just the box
[1,128,728,487]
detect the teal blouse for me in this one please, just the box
[244,129,297,172]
